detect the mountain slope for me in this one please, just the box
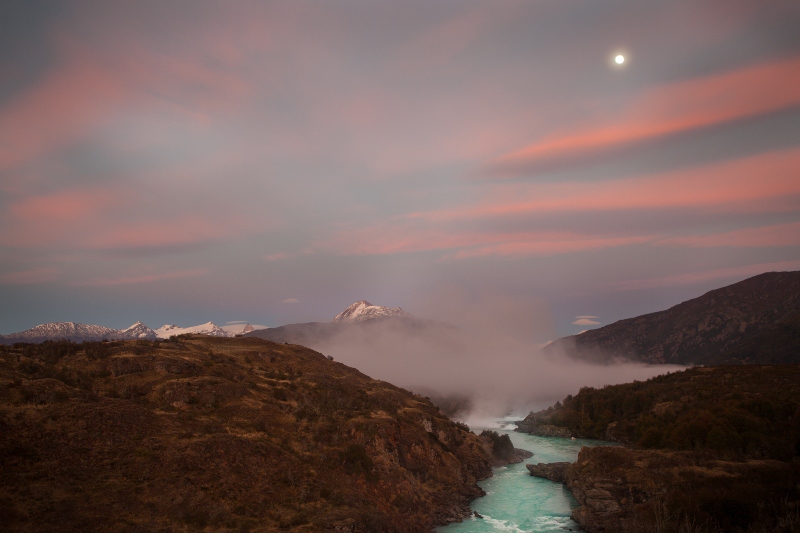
[244,300,452,347]
[0,322,122,344]
[119,321,157,341]
[154,322,230,339]
[546,271,800,365]
[0,336,493,531]
[332,301,412,323]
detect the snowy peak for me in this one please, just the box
[120,321,157,341]
[332,300,413,323]
[154,322,230,339]
[1,322,120,343]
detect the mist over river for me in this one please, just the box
[438,422,609,533]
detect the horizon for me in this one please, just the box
[2,1,800,338]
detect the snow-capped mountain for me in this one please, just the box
[154,322,230,339]
[119,321,158,341]
[332,300,413,323]
[0,320,250,344]
[0,322,122,344]
[220,323,261,335]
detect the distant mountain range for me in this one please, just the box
[0,320,260,344]
[0,300,413,345]
[545,271,800,365]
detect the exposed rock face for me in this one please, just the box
[544,271,800,365]
[526,462,570,482]
[561,446,800,533]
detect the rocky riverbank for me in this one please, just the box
[528,445,800,532]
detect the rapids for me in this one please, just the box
[438,425,608,533]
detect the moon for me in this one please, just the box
[615,54,625,65]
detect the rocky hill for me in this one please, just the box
[561,446,799,533]
[519,364,800,532]
[545,271,800,365]
[0,336,501,532]
[517,364,800,458]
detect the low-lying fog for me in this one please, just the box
[313,289,684,424]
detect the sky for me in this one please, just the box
[2,0,800,338]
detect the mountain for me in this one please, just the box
[332,300,412,323]
[545,271,800,365]
[1,321,237,344]
[219,323,260,336]
[0,335,500,531]
[243,300,451,346]
[0,322,122,344]
[153,322,230,339]
[118,321,157,341]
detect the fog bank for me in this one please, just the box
[311,289,683,421]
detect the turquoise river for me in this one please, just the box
[438,423,608,533]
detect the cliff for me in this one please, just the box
[0,336,493,532]
[563,446,800,532]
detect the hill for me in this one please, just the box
[517,364,800,458]
[545,271,800,365]
[518,365,800,532]
[0,336,500,532]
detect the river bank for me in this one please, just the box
[438,427,608,533]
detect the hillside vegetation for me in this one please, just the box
[520,364,800,459]
[519,365,800,532]
[546,271,800,365]
[0,336,493,532]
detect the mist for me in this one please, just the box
[308,288,683,424]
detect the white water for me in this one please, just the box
[438,423,609,533]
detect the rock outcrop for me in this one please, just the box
[515,418,573,438]
[556,446,800,532]
[526,462,570,482]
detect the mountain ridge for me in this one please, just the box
[545,270,800,365]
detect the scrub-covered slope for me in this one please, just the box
[545,271,800,365]
[0,336,492,532]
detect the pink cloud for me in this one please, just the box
[442,234,653,259]
[320,221,653,259]
[610,260,800,291]
[411,146,800,222]
[0,267,59,285]
[489,55,800,174]
[73,268,209,287]
[1,186,249,251]
[658,221,800,248]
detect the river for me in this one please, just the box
[438,422,608,533]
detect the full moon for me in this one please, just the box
[615,54,625,64]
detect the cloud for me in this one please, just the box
[73,268,209,287]
[486,54,800,177]
[0,267,58,285]
[657,220,800,248]
[609,260,800,291]
[282,298,300,304]
[572,317,600,326]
